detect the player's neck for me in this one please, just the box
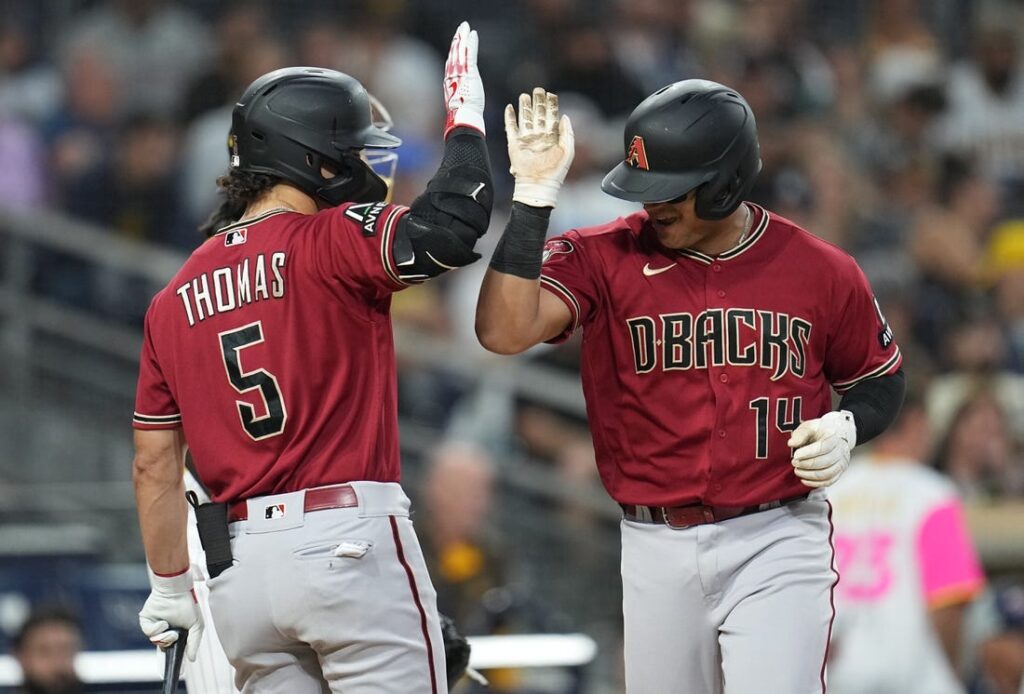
[687,204,751,256]
[243,183,319,220]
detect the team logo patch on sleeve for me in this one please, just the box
[874,296,894,348]
[224,228,247,246]
[542,239,575,263]
[344,202,388,237]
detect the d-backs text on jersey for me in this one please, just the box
[176,252,286,327]
[627,307,811,380]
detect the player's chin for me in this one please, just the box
[651,222,688,249]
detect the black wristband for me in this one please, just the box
[488,202,552,279]
[839,368,906,445]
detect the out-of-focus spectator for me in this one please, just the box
[181,36,290,229]
[863,0,942,109]
[609,0,702,94]
[44,41,119,196]
[987,220,1024,370]
[911,157,1001,353]
[180,2,271,124]
[330,4,443,171]
[0,16,60,123]
[418,442,508,632]
[62,0,213,118]
[730,0,835,122]
[544,16,646,119]
[939,8,1024,195]
[971,582,1024,694]
[12,604,83,694]
[63,114,180,247]
[828,397,986,693]
[0,119,45,209]
[933,388,1024,501]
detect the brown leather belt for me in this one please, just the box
[228,483,358,523]
[621,493,809,529]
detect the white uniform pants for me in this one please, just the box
[621,491,837,694]
[207,482,446,694]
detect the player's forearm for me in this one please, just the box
[838,368,906,445]
[931,603,967,674]
[133,432,189,575]
[476,203,551,354]
[477,269,548,353]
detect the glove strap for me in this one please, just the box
[512,178,562,208]
[149,565,194,595]
[446,110,485,138]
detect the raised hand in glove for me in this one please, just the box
[440,613,472,685]
[505,87,575,208]
[138,566,203,661]
[444,21,485,137]
[788,410,857,488]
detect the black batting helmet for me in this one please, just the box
[601,79,761,220]
[229,67,401,207]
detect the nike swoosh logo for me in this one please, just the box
[643,262,675,276]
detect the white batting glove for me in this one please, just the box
[139,566,203,661]
[787,410,857,488]
[443,21,485,137]
[505,87,575,208]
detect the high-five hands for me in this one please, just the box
[505,87,575,208]
[444,21,485,137]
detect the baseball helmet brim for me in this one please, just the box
[335,125,402,150]
[601,163,707,204]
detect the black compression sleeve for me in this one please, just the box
[839,368,906,445]
[489,202,552,279]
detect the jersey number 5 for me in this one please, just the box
[219,321,287,440]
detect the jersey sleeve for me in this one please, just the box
[315,202,412,298]
[824,258,903,393]
[133,306,181,430]
[916,500,985,608]
[539,232,599,344]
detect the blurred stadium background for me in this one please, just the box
[0,0,1023,692]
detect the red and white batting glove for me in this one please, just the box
[443,21,485,137]
[787,410,857,488]
[139,566,203,661]
[505,87,575,208]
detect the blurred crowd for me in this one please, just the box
[2,0,1024,692]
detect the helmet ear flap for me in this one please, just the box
[694,172,742,220]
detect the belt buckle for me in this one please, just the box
[661,505,715,529]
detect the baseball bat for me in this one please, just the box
[162,627,188,694]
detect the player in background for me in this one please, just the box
[476,81,906,692]
[132,22,491,692]
[827,395,985,694]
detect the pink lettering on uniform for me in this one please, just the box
[917,501,985,606]
[835,531,894,601]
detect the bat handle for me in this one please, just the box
[162,627,188,694]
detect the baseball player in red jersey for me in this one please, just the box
[132,22,491,692]
[477,82,906,692]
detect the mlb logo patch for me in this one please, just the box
[264,503,286,519]
[224,228,248,247]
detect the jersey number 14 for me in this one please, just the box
[219,321,287,440]
[748,396,802,459]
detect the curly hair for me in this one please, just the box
[199,170,281,237]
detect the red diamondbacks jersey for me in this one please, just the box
[539,203,902,508]
[134,202,413,503]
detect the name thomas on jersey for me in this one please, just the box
[176,252,287,327]
[627,308,811,380]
